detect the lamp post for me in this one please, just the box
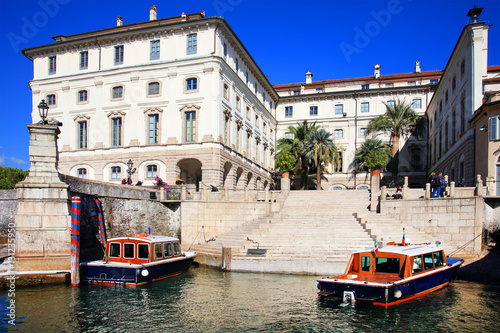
[126,159,136,185]
[37,99,49,124]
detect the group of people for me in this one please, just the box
[429,172,446,198]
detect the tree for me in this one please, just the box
[366,99,426,177]
[353,139,391,172]
[275,147,297,174]
[0,166,28,189]
[276,120,319,189]
[303,129,337,190]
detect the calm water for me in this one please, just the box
[1,266,499,332]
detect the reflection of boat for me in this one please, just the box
[81,235,197,286]
[317,243,463,306]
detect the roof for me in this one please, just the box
[355,244,444,257]
[108,235,179,243]
[273,70,443,91]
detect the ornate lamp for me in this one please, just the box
[126,159,136,185]
[37,99,49,124]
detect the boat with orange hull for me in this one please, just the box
[80,234,197,286]
[317,242,463,306]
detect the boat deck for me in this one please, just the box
[333,274,401,284]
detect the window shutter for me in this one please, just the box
[490,117,498,141]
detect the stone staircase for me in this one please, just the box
[191,190,439,275]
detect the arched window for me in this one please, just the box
[77,168,87,179]
[111,166,121,179]
[148,82,160,96]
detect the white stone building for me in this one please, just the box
[426,6,499,186]
[274,65,441,188]
[22,8,278,190]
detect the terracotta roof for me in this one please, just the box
[488,65,500,72]
[273,70,443,90]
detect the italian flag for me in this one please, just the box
[374,238,379,254]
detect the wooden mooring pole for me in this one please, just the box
[70,197,81,287]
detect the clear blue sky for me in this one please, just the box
[0,0,499,170]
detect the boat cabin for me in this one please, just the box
[338,245,448,283]
[105,235,184,265]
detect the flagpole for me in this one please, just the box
[70,197,81,287]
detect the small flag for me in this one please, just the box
[402,228,406,246]
[148,226,151,236]
[374,238,379,254]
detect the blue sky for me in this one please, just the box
[0,0,499,170]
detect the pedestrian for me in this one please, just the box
[393,187,403,199]
[429,172,440,198]
[121,178,127,185]
[439,172,446,197]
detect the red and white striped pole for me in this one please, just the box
[70,197,81,287]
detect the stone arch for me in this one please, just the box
[223,161,232,188]
[255,176,262,190]
[246,172,253,188]
[263,180,269,190]
[235,167,244,190]
[177,158,202,190]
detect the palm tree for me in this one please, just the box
[303,129,337,190]
[367,99,425,177]
[276,120,319,189]
[353,139,391,172]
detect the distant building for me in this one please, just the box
[274,64,441,188]
[22,8,278,190]
[426,6,499,187]
[22,5,497,191]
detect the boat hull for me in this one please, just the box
[318,258,463,306]
[81,252,196,286]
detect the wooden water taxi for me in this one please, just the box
[80,234,197,286]
[317,242,463,306]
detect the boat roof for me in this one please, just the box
[355,244,444,257]
[107,235,179,243]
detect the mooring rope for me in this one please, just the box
[447,231,484,257]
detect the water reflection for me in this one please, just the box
[1,266,499,332]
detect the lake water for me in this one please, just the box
[1,266,499,332]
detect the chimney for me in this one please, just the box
[374,64,381,79]
[415,61,421,73]
[150,5,157,20]
[117,16,123,26]
[305,71,313,84]
[181,12,187,21]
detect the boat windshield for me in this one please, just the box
[375,257,400,274]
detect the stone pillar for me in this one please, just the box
[403,176,409,199]
[181,185,187,200]
[425,183,431,199]
[444,175,449,197]
[370,173,380,212]
[15,124,71,271]
[280,177,290,193]
[381,186,387,201]
[224,182,229,201]
[449,181,455,197]
[486,176,494,196]
[475,174,485,197]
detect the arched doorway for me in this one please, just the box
[235,167,244,190]
[246,172,253,188]
[177,158,202,191]
[223,162,232,189]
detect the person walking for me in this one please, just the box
[429,172,440,198]
[439,172,446,197]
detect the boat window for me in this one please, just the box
[138,243,149,260]
[173,242,181,256]
[109,243,121,258]
[423,253,434,270]
[433,251,444,267]
[164,242,173,257]
[412,255,423,274]
[375,257,400,274]
[361,256,371,272]
[123,243,134,259]
[154,243,163,259]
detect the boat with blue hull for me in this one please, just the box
[317,243,463,306]
[81,235,197,286]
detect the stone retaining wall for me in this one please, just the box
[380,197,483,256]
[0,190,17,242]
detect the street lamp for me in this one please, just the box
[37,99,49,124]
[126,159,136,185]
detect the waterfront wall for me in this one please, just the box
[0,190,17,243]
[380,197,484,256]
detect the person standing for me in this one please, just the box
[439,172,446,197]
[429,172,439,198]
